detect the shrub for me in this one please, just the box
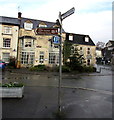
[82,66,96,72]
[7,57,16,68]
[0,82,24,87]
[53,65,71,72]
[29,65,47,71]
[62,65,71,72]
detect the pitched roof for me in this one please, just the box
[20,17,65,32]
[20,17,56,29]
[0,16,20,25]
[106,40,114,47]
[0,16,65,32]
[66,33,95,46]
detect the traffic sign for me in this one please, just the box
[61,7,75,20]
[53,36,60,44]
[35,28,58,35]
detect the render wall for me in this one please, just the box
[0,24,19,62]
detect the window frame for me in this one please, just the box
[49,53,59,64]
[85,36,89,42]
[3,38,11,48]
[4,26,12,34]
[2,53,10,63]
[24,22,33,30]
[39,51,44,64]
[69,35,73,41]
[39,22,47,28]
[21,52,35,64]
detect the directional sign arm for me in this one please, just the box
[61,7,75,20]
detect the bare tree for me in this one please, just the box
[96,41,105,49]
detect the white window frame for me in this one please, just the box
[69,35,73,41]
[39,24,47,28]
[3,38,11,48]
[2,53,10,63]
[22,39,34,48]
[21,52,35,64]
[24,39,32,47]
[49,53,59,64]
[4,26,12,34]
[39,51,44,64]
[85,37,89,42]
[24,22,33,30]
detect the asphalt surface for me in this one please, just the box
[0,65,113,119]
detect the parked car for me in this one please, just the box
[0,60,6,69]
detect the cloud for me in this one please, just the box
[0,0,112,44]
[0,3,18,17]
[62,10,112,43]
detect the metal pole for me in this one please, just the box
[57,8,75,113]
[58,12,62,113]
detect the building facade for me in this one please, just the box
[17,14,64,67]
[96,47,103,64]
[0,14,95,67]
[0,16,19,63]
[102,40,114,64]
[65,33,96,66]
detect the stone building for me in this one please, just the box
[102,40,114,64]
[17,13,65,67]
[0,13,95,67]
[96,47,103,64]
[65,33,96,66]
[0,13,65,67]
[0,16,19,63]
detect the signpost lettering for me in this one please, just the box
[35,28,58,35]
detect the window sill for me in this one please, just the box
[2,33,13,35]
[2,47,11,49]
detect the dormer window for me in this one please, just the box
[69,35,73,41]
[39,22,47,28]
[106,42,112,47]
[85,36,89,42]
[24,20,33,30]
[53,25,59,28]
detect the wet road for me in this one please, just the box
[1,65,113,118]
[1,65,112,93]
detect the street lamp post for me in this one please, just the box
[57,7,75,113]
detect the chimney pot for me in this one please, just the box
[18,12,22,19]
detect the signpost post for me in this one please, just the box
[57,7,75,113]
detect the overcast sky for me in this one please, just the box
[0,0,113,44]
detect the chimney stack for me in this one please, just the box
[18,12,22,19]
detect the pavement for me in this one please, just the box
[0,65,113,119]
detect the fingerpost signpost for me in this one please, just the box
[57,7,75,113]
